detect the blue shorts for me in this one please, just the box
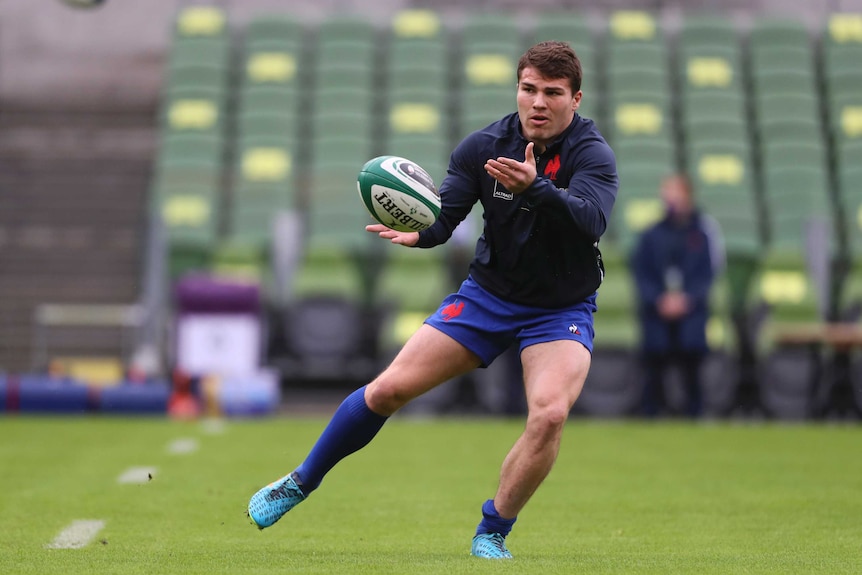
[424,276,597,367]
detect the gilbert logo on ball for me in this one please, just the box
[357,156,441,232]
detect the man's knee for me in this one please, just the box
[526,397,570,439]
[364,377,411,416]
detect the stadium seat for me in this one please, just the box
[678,15,738,49]
[174,5,227,39]
[761,140,828,173]
[460,13,521,86]
[530,11,595,74]
[169,36,230,69]
[245,14,304,45]
[613,135,676,174]
[160,86,227,137]
[388,9,448,73]
[822,13,862,78]
[390,37,448,71]
[610,162,668,251]
[606,68,670,99]
[606,10,661,47]
[606,91,671,143]
[757,117,824,144]
[683,116,748,148]
[750,45,814,75]
[460,86,516,138]
[240,85,299,115]
[682,91,746,124]
[752,69,818,98]
[749,17,811,52]
[157,133,224,166]
[607,42,668,75]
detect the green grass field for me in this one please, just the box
[1,416,860,574]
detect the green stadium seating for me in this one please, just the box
[758,117,824,143]
[157,133,224,165]
[237,110,298,139]
[160,86,227,137]
[245,14,304,44]
[388,39,448,76]
[683,117,748,148]
[239,85,299,115]
[822,13,862,77]
[683,91,746,122]
[388,9,447,71]
[156,7,232,280]
[613,135,675,173]
[606,68,670,99]
[750,46,814,74]
[530,12,595,74]
[762,166,833,248]
[678,15,737,49]
[761,141,828,173]
[460,86,515,138]
[169,36,230,69]
[609,162,669,251]
[607,42,668,75]
[173,5,227,39]
[752,69,817,98]
[606,10,661,47]
[606,91,671,143]
[749,17,811,51]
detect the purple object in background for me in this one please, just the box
[175,274,261,315]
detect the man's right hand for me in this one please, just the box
[366,224,419,246]
[657,291,690,320]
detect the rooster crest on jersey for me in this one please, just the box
[357,156,442,233]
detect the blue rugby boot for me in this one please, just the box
[471,533,513,559]
[248,472,306,529]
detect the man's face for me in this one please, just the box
[661,176,694,217]
[516,66,581,150]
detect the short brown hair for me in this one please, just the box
[517,41,582,93]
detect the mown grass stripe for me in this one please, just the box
[45,519,105,549]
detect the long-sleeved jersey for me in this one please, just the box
[416,112,618,309]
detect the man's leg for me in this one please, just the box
[679,351,705,418]
[248,325,480,528]
[472,340,589,558]
[641,352,667,417]
[493,339,590,517]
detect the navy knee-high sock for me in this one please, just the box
[476,499,517,537]
[293,385,388,495]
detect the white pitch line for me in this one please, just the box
[167,437,199,455]
[201,418,226,435]
[117,466,156,484]
[45,519,105,549]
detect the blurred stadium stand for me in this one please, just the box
[2,0,862,419]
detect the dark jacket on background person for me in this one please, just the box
[631,211,715,354]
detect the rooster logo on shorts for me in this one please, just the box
[442,301,464,322]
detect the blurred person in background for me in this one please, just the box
[631,174,719,418]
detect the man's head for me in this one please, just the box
[516,41,583,151]
[660,174,695,219]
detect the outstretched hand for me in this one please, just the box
[366,223,419,246]
[484,142,537,194]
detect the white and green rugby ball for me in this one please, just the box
[357,156,441,233]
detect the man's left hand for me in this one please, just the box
[485,142,537,195]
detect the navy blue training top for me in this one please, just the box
[416,112,619,309]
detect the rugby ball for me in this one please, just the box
[357,156,441,233]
